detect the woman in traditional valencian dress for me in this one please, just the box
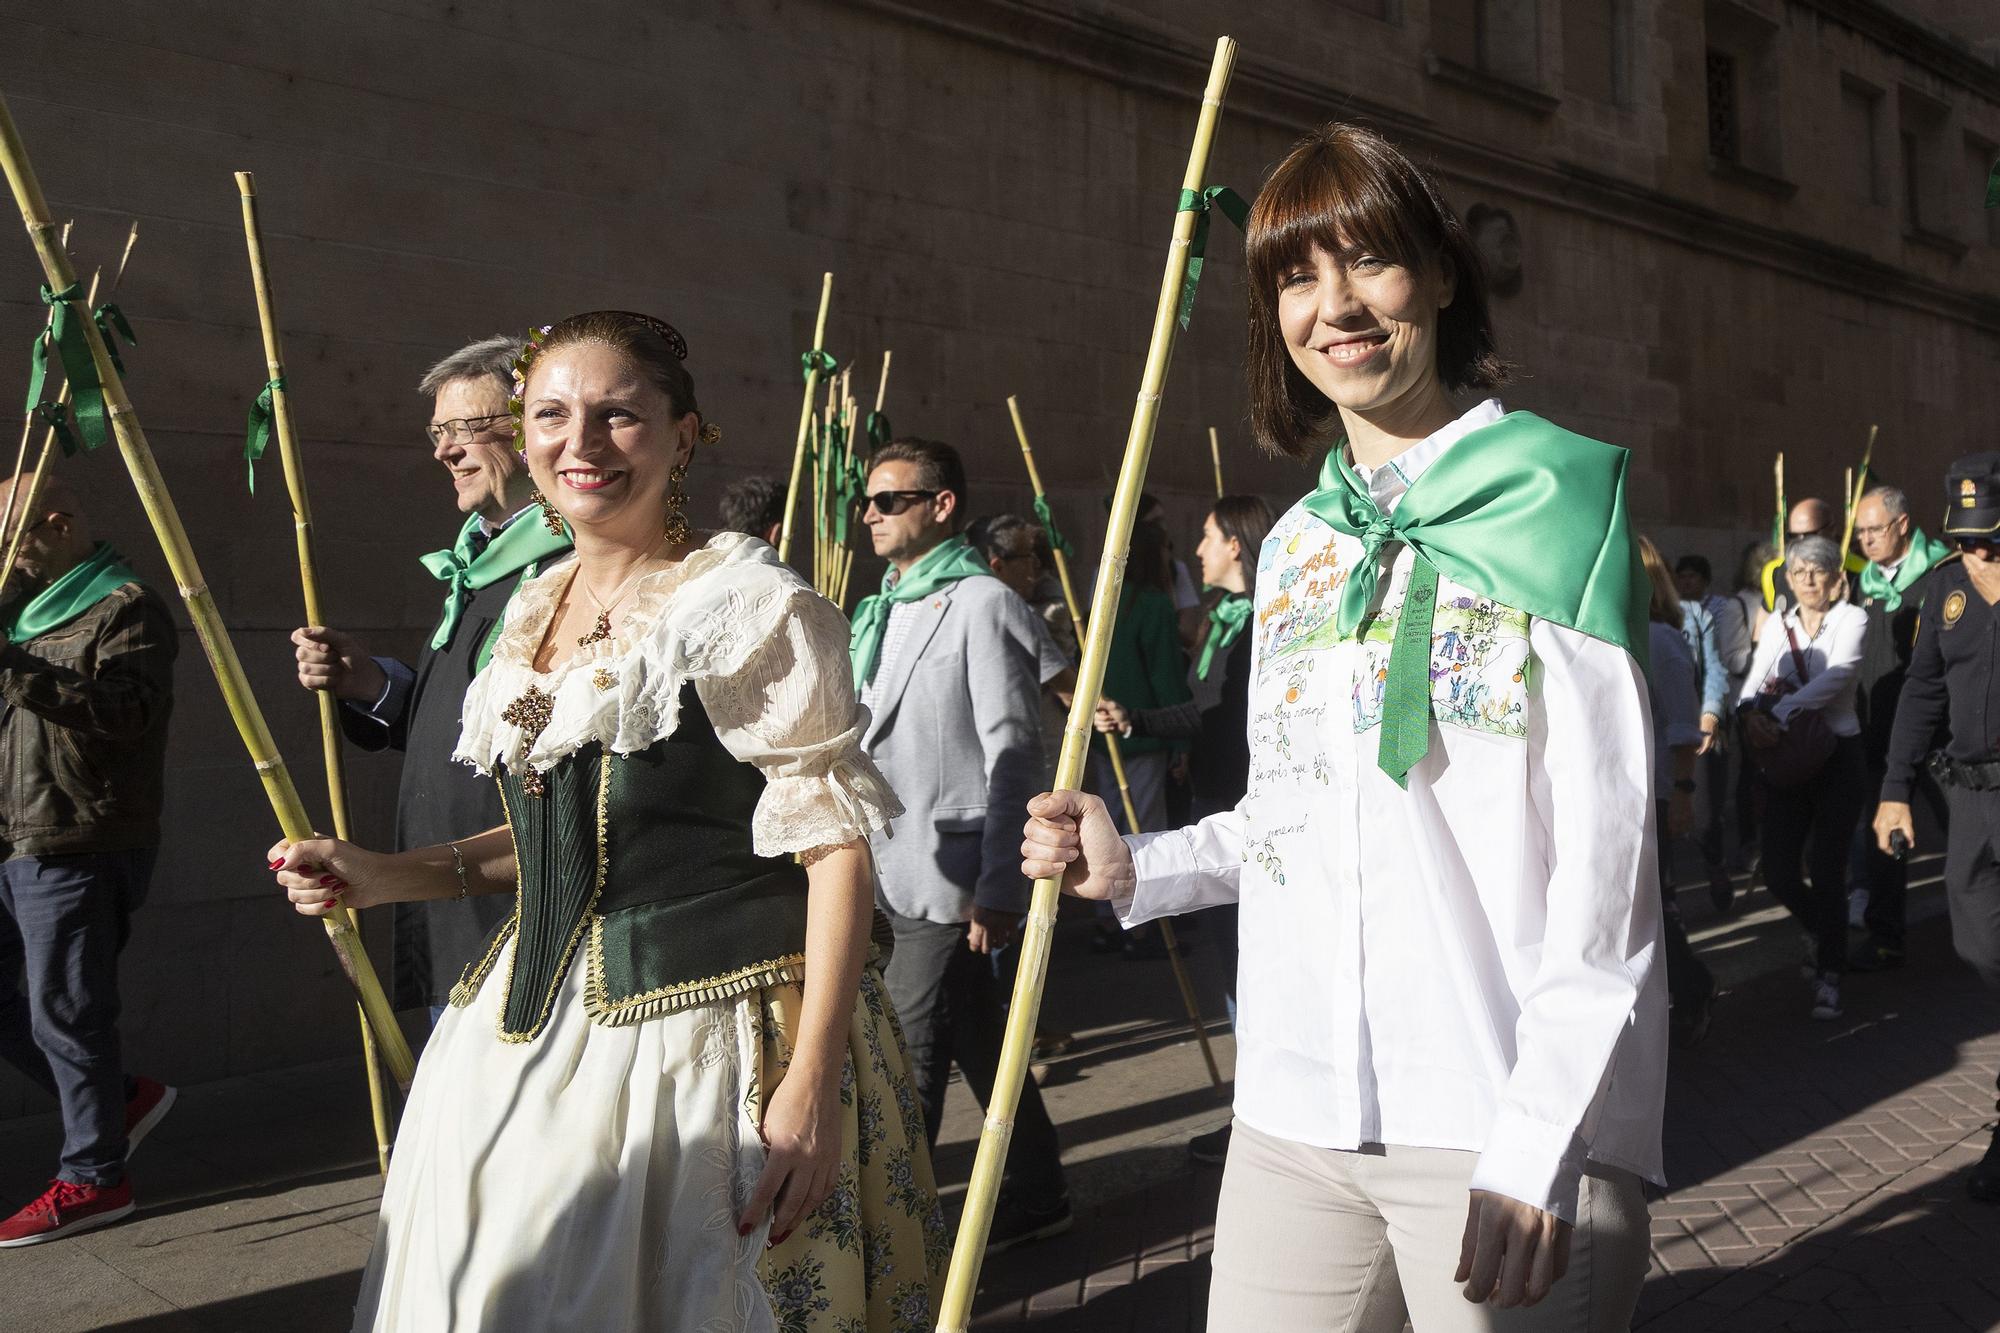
[1024,125,1667,1331]
[269,311,946,1331]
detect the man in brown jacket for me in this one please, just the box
[0,475,177,1246]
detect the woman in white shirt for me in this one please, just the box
[1023,123,1664,1332]
[1738,535,1870,1021]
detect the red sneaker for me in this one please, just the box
[0,1179,134,1247]
[124,1077,176,1155]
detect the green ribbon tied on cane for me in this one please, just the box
[1988,157,1999,209]
[801,348,838,383]
[1174,186,1249,330]
[92,303,137,376]
[864,409,892,453]
[244,376,285,494]
[25,283,110,451]
[32,400,80,458]
[1031,494,1073,557]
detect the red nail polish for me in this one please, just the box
[737,1223,752,1237]
[320,875,339,887]
[771,1231,790,1246]
[269,858,285,869]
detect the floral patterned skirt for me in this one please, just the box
[353,938,946,1332]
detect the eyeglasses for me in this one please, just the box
[1956,535,1999,557]
[22,510,71,535]
[426,414,513,446]
[1852,521,1901,539]
[864,489,939,516]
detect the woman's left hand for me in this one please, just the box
[738,1065,843,1246]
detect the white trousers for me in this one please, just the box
[1207,1123,1650,1332]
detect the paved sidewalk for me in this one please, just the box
[0,875,1994,1330]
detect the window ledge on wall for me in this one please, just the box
[1905,227,1968,259]
[1706,156,1798,200]
[1422,52,1560,117]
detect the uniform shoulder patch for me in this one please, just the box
[1941,589,1967,628]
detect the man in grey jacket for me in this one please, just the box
[853,437,1072,1250]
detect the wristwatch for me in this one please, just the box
[1672,779,1697,794]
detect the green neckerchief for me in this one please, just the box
[850,534,993,686]
[417,512,573,660]
[1858,528,1949,612]
[1,543,141,642]
[1301,411,1647,786]
[1197,591,1251,681]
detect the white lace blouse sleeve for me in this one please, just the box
[696,585,904,858]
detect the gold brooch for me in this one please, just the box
[592,667,617,691]
[577,610,613,648]
[499,683,557,797]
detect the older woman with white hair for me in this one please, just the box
[1740,534,1870,1021]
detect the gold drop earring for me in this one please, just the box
[663,463,690,545]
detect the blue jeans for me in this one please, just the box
[0,849,155,1186]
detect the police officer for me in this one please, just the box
[1873,451,2000,1204]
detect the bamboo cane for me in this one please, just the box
[0,91,417,1089]
[236,171,396,1173]
[1839,424,1878,556]
[1208,425,1224,498]
[0,221,74,553]
[0,263,105,603]
[936,38,1240,1329]
[1007,395,1221,1088]
[777,273,833,564]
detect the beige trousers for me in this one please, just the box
[1207,1123,1650,1332]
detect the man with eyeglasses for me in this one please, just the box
[1874,453,2000,1204]
[291,335,570,1023]
[0,475,177,1246]
[1847,486,1953,971]
[850,437,1074,1252]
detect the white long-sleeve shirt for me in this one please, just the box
[1737,600,1867,737]
[1116,401,1667,1224]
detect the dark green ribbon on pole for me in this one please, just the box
[32,400,80,458]
[864,409,892,453]
[244,376,285,494]
[1032,494,1073,557]
[92,303,136,376]
[1987,157,1999,209]
[1174,186,1249,331]
[801,348,837,383]
[26,283,110,450]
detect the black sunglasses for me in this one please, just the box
[865,489,939,516]
[1956,534,1999,557]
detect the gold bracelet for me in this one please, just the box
[449,843,469,901]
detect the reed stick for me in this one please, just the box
[0,263,104,603]
[873,350,892,419]
[777,273,833,564]
[1008,395,1221,1087]
[236,171,396,1171]
[0,91,417,1088]
[936,38,1240,1328]
[1208,425,1224,498]
[1839,425,1878,557]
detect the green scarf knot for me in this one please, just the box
[26,282,109,452]
[417,512,575,668]
[1,543,141,643]
[1197,591,1251,680]
[1032,494,1073,556]
[801,348,837,383]
[1300,412,1647,788]
[244,376,286,493]
[849,535,992,687]
[92,302,136,376]
[1858,528,1950,612]
[1174,185,1249,330]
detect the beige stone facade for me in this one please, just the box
[0,1,1995,1100]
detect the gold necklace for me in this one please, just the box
[573,541,665,648]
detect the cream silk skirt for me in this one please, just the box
[353,937,946,1332]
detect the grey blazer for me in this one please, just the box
[864,574,1066,923]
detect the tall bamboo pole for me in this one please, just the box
[0,91,417,1088]
[777,273,833,564]
[0,220,73,552]
[236,171,395,1173]
[1839,424,1878,557]
[1008,395,1221,1089]
[936,38,1239,1329]
[1208,425,1224,498]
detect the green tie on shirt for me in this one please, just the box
[1299,412,1649,787]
